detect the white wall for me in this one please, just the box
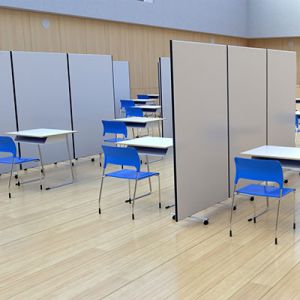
[0,0,248,38]
[248,0,300,38]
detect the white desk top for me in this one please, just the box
[296,111,300,115]
[131,99,157,103]
[7,128,76,138]
[242,145,300,160]
[117,136,173,149]
[116,117,164,124]
[146,94,159,97]
[136,105,161,109]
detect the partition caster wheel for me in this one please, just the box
[24,168,28,171]
[54,162,57,165]
[250,196,254,201]
[14,174,18,179]
[91,158,95,162]
[203,219,209,225]
[16,181,20,186]
[233,205,237,211]
[172,215,176,220]
[284,179,288,184]
[72,162,74,166]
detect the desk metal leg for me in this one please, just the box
[66,135,75,181]
[45,135,75,190]
[146,155,152,193]
[158,121,161,137]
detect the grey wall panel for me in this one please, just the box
[228,46,267,194]
[12,51,72,165]
[69,54,115,158]
[0,0,248,38]
[113,61,130,118]
[0,51,17,173]
[159,57,173,138]
[267,50,296,146]
[172,41,228,221]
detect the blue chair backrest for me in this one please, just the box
[234,157,284,189]
[102,145,141,172]
[120,100,135,109]
[125,107,144,117]
[0,136,17,157]
[102,120,127,137]
[137,94,149,99]
[296,115,299,129]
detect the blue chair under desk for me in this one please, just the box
[98,145,161,220]
[230,157,296,245]
[0,136,43,198]
[137,94,149,99]
[125,107,147,137]
[120,99,135,116]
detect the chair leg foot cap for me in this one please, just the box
[159,203,162,209]
[8,193,11,199]
[40,185,43,190]
[294,223,296,230]
[253,217,256,224]
[229,230,232,237]
[98,208,101,214]
[132,214,135,220]
[275,238,278,245]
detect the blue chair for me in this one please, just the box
[98,145,161,220]
[102,120,128,143]
[230,157,296,245]
[137,94,149,99]
[0,136,42,198]
[296,114,300,132]
[125,107,144,118]
[120,99,135,116]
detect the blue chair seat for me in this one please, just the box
[0,156,39,164]
[104,137,127,143]
[237,184,295,198]
[105,169,158,180]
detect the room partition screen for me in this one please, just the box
[0,51,17,174]
[68,54,115,158]
[12,51,72,165]
[228,46,267,195]
[159,57,173,138]
[267,49,296,146]
[171,41,229,221]
[113,61,131,118]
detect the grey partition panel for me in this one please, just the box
[267,50,296,146]
[228,46,267,194]
[69,54,115,158]
[159,57,173,138]
[12,51,72,165]
[171,41,228,221]
[0,51,17,173]
[113,61,130,118]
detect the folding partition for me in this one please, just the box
[267,49,296,146]
[12,51,72,165]
[171,41,229,221]
[68,54,115,158]
[159,57,173,138]
[113,61,130,118]
[228,46,267,195]
[0,51,17,174]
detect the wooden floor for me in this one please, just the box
[1,149,300,299]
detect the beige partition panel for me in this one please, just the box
[228,46,267,194]
[171,41,228,221]
[267,49,296,146]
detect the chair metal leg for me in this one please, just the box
[128,180,131,202]
[132,179,138,220]
[158,175,161,209]
[98,171,105,214]
[275,198,281,245]
[252,197,257,224]
[229,185,237,237]
[8,162,14,199]
[294,191,296,230]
